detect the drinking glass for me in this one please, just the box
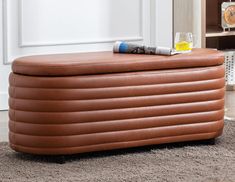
[174,32,193,52]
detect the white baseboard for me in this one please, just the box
[0,111,9,141]
[0,115,8,142]
[0,92,8,111]
[0,133,8,142]
[0,132,8,142]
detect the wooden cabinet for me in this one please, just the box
[174,0,235,49]
[205,0,235,50]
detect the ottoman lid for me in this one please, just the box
[12,48,224,76]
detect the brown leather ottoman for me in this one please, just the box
[9,49,225,155]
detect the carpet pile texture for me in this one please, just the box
[0,121,235,182]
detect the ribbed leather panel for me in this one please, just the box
[9,89,224,112]
[9,120,223,148]
[10,132,222,155]
[9,66,224,89]
[9,111,224,136]
[9,64,225,155]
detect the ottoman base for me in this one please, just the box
[9,49,225,155]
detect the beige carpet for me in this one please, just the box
[0,121,235,182]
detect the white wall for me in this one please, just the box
[174,0,202,48]
[0,0,11,110]
[3,0,152,64]
[155,0,173,47]
[193,0,202,48]
[0,0,173,110]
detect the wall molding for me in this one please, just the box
[18,36,144,48]
[2,0,9,65]
[18,0,144,48]
[2,0,146,64]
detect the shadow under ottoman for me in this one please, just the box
[9,48,225,155]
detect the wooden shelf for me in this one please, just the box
[174,0,235,48]
[206,26,235,38]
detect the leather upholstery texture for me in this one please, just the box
[9,49,225,155]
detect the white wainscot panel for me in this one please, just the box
[20,0,143,47]
[2,0,151,64]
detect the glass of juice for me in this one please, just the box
[174,32,193,53]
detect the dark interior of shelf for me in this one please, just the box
[207,36,235,50]
[206,0,235,49]
[206,0,221,29]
